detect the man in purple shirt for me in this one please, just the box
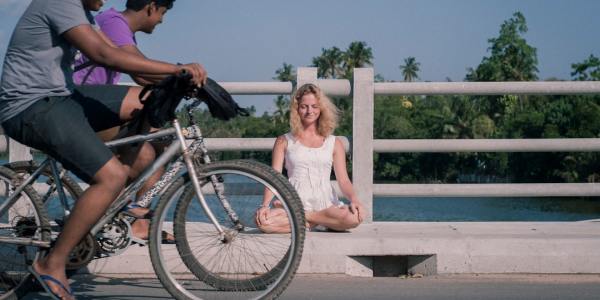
[74,0,173,85]
[74,0,176,242]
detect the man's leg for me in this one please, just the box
[94,86,168,239]
[33,157,128,299]
[23,88,139,298]
[117,142,164,239]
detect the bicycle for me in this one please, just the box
[0,75,306,300]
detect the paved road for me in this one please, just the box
[23,274,600,300]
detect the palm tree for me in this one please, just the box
[311,47,344,78]
[342,41,373,78]
[399,57,421,82]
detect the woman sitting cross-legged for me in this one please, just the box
[256,83,364,233]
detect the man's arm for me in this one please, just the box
[63,24,206,85]
[118,45,168,85]
[97,30,117,48]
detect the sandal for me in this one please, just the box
[28,266,73,300]
[162,231,176,244]
[121,203,154,219]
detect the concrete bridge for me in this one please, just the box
[2,67,600,276]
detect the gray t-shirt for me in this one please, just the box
[0,0,94,123]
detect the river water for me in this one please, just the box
[8,157,600,222]
[373,196,600,221]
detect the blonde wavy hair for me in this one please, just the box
[289,83,340,137]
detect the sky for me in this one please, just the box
[1,0,599,112]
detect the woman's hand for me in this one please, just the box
[255,206,270,226]
[349,200,364,223]
[178,63,207,86]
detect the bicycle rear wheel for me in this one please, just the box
[5,161,91,271]
[149,160,305,300]
[6,161,83,221]
[0,166,51,300]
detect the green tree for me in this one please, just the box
[311,47,344,79]
[272,63,295,124]
[466,12,538,82]
[342,41,374,79]
[272,96,289,125]
[274,62,296,84]
[465,11,539,131]
[571,54,600,81]
[399,56,421,82]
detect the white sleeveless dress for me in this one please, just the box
[284,133,343,212]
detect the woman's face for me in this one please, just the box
[297,93,321,125]
[82,0,105,11]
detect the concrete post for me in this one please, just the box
[353,68,374,223]
[296,67,318,88]
[8,137,32,162]
[6,137,33,224]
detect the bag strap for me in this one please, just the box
[74,60,94,72]
[80,65,98,85]
[135,84,156,132]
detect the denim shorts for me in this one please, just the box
[2,85,130,183]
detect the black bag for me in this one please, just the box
[196,78,250,120]
[139,73,193,128]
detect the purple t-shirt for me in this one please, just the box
[73,8,136,85]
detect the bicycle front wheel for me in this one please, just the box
[149,160,305,300]
[0,166,50,300]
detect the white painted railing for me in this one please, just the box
[3,67,600,223]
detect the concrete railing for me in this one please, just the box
[3,67,600,223]
[352,68,600,222]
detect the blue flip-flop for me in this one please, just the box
[28,266,73,300]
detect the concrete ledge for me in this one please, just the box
[83,222,600,276]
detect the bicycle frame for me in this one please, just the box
[0,109,240,247]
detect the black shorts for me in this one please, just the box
[2,85,130,183]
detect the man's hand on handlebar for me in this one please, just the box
[178,63,207,87]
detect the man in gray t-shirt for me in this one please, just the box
[0,0,206,298]
[0,0,94,122]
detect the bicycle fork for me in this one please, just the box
[173,120,234,242]
[188,126,244,232]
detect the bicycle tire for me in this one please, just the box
[149,159,305,300]
[0,166,51,300]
